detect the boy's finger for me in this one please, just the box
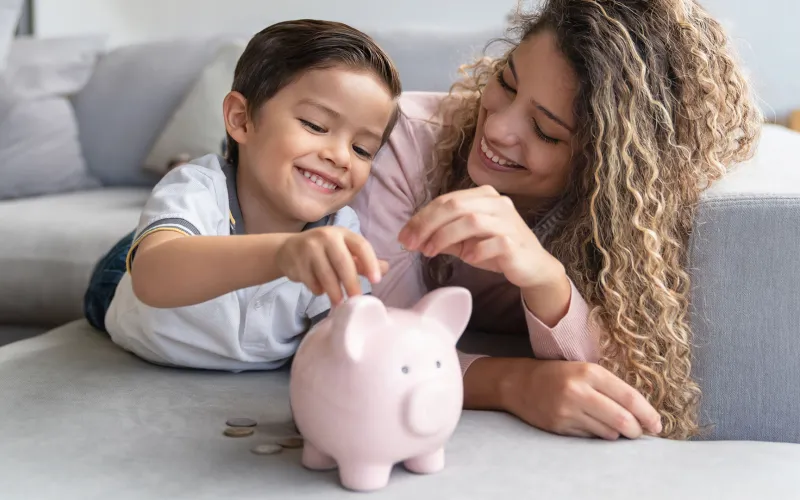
[311,255,343,305]
[345,234,382,284]
[352,257,390,280]
[325,241,363,300]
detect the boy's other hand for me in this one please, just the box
[276,227,388,305]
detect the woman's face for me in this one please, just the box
[467,30,579,206]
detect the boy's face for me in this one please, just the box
[231,67,396,225]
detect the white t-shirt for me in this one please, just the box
[105,154,369,371]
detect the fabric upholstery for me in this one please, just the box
[689,125,800,443]
[72,38,225,187]
[2,321,799,500]
[0,188,149,326]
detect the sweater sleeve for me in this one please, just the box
[351,93,483,377]
[522,278,601,363]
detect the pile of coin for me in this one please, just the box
[222,417,304,456]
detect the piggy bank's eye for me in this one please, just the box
[401,366,409,374]
[436,361,441,368]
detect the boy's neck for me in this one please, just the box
[236,167,307,234]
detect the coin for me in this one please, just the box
[277,436,304,449]
[226,417,257,428]
[223,426,255,438]
[250,443,283,455]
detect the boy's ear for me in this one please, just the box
[223,91,249,145]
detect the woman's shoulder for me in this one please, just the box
[396,91,448,124]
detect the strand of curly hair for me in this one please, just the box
[424,0,762,439]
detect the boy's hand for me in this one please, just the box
[276,227,389,305]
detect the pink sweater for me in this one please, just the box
[350,92,601,375]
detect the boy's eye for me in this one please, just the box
[352,145,373,159]
[300,119,326,133]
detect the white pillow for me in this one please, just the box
[5,34,107,98]
[143,40,247,175]
[0,79,100,200]
[0,0,23,70]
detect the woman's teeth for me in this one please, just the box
[481,137,520,167]
[301,169,338,190]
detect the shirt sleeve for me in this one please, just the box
[126,163,227,272]
[304,206,373,323]
[522,279,602,363]
[350,99,436,311]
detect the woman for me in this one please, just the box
[351,0,761,440]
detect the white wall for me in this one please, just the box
[33,0,799,119]
[34,0,516,46]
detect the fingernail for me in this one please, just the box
[371,272,381,284]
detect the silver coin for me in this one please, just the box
[226,417,257,428]
[251,443,283,455]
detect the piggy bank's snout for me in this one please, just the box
[404,382,458,437]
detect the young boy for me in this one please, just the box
[85,20,402,371]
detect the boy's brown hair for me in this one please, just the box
[225,19,402,167]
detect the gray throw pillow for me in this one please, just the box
[0,79,100,200]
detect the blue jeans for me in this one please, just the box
[83,231,134,332]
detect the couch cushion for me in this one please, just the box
[72,38,225,187]
[0,188,148,326]
[2,321,799,500]
[690,124,800,443]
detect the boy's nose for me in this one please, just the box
[321,141,350,169]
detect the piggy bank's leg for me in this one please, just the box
[301,441,337,471]
[403,447,445,474]
[338,462,393,491]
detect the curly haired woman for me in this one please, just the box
[351,0,762,440]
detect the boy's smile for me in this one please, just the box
[228,67,396,234]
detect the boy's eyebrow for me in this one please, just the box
[298,98,384,142]
[299,98,341,118]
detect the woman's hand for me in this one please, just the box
[276,227,388,305]
[397,185,560,290]
[480,357,663,440]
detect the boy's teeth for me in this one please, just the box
[301,169,337,190]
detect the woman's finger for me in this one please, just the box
[420,213,501,257]
[576,412,622,441]
[583,389,644,440]
[460,234,512,263]
[311,253,344,305]
[324,241,363,300]
[399,189,504,251]
[590,367,663,435]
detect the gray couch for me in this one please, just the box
[2,31,800,498]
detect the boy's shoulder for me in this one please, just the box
[328,205,361,232]
[159,154,228,186]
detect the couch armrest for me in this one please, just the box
[689,125,800,443]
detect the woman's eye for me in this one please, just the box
[496,71,516,94]
[533,120,559,145]
[300,119,326,133]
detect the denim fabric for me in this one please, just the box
[83,231,134,332]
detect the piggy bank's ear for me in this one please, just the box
[330,295,388,363]
[411,287,472,344]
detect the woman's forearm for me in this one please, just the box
[521,257,572,328]
[463,356,535,411]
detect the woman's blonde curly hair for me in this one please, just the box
[425,0,762,439]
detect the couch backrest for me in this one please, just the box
[73,28,505,187]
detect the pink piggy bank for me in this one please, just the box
[289,286,472,491]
